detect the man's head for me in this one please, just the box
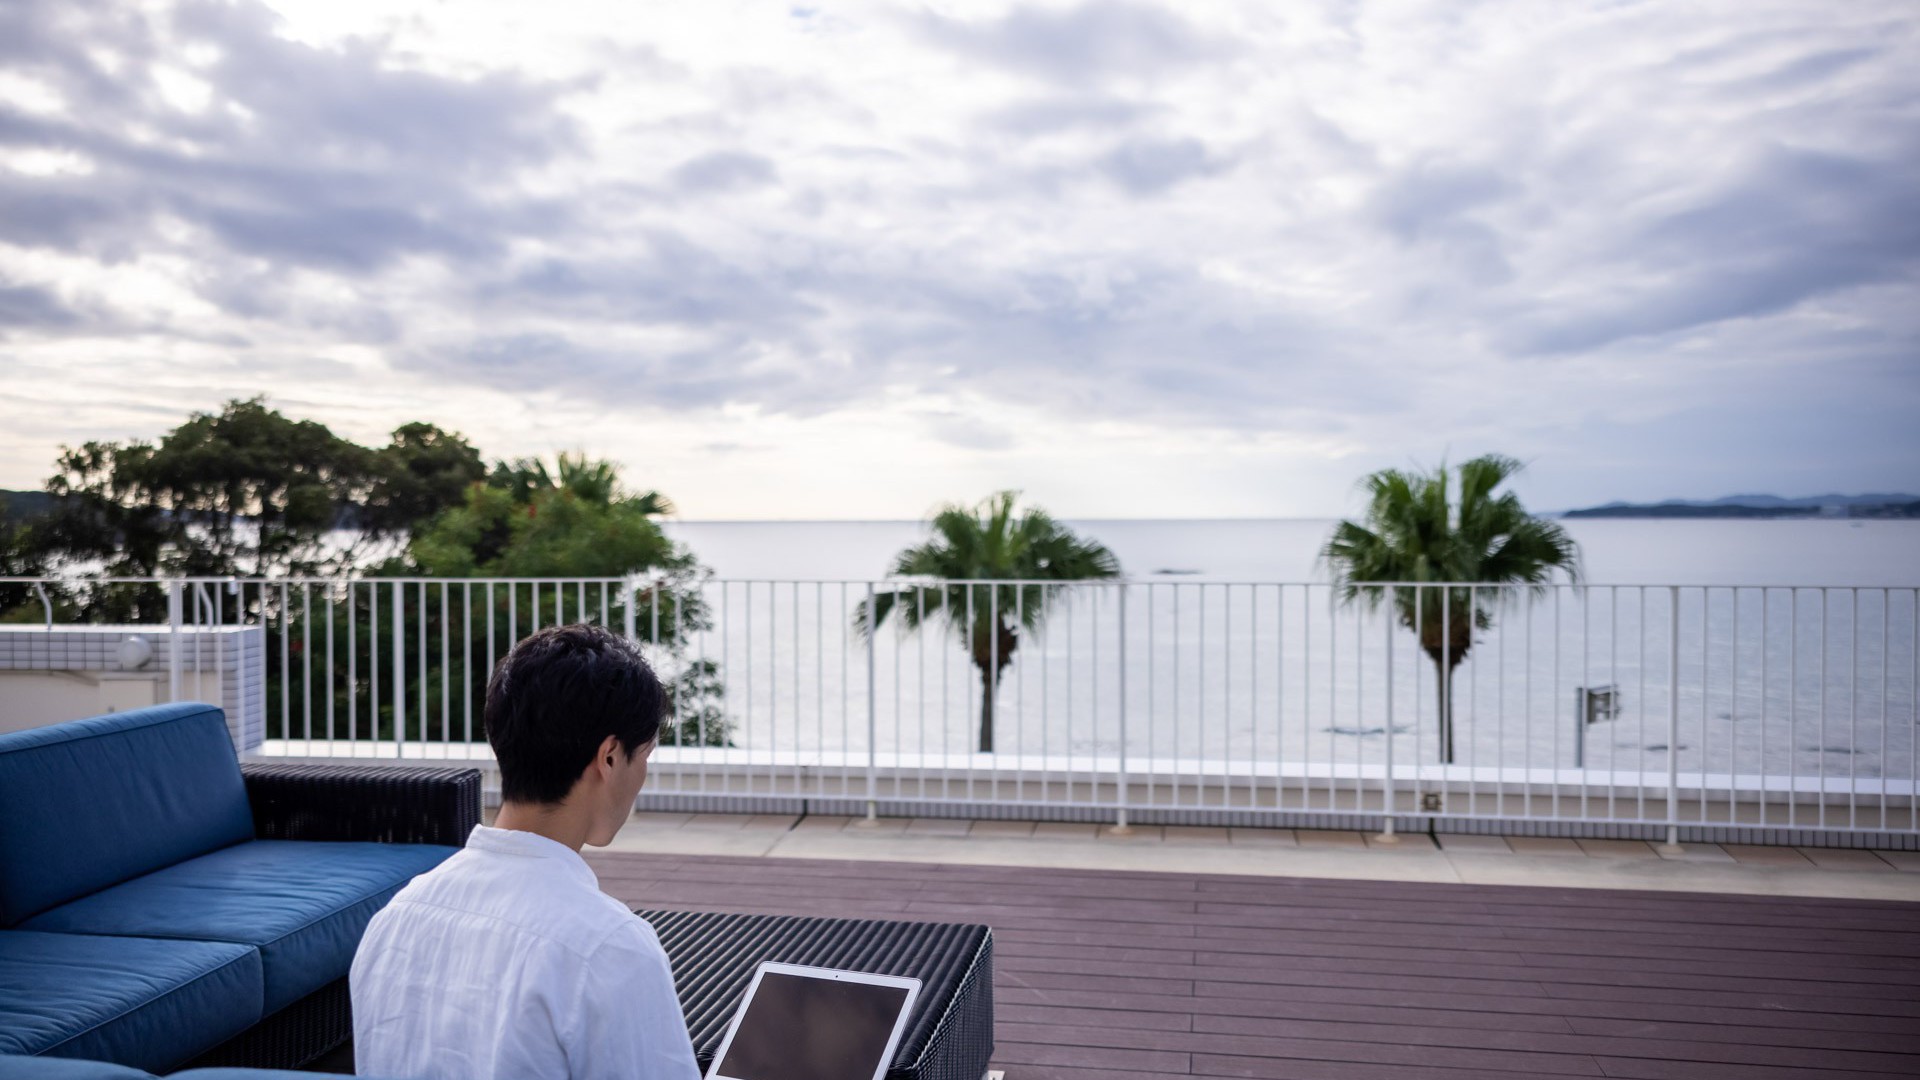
[484,623,667,841]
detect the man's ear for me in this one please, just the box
[597,733,622,771]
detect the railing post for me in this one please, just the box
[864,581,878,825]
[1663,585,1682,852]
[1114,582,1132,835]
[623,576,636,644]
[168,580,183,703]
[1377,587,1398,842]
[392,581,406,760]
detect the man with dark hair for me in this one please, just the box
[350,623,699,1080]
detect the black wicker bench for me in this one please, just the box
[642,910,995,1080]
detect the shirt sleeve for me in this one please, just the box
[567,918,703,1080]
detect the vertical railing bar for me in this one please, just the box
[1637,587,1647,822]
[1438,584,1446,818]
[300,583,312,754]
[1381,586,1395,837]
[1495,585,1504,818]
[1759,587,1768,827]
[1250,585,1258,812]
[1276,584,1284,813]
[1355,587,1365,819]
[919,586,928,801]
[1173,586,1181,807]
[1117,582,1129,831]
[463,583,474,747]
[968,583,977,803]
[793,582,801,801]
[766,582,776,799]
[1850,587,1859,830]
[991,584,999,808]
[745,583,753,798]
[1468,584,1477,820]
[1522,588,1532,822]
[1879,589,1888,832]
[1413,586,1422,822]
[1819,589,1827,830]
[417,582,427,753]
[722,583,731,796]
[1790,588,1799,829]
[1666,587,1680,849]
[1225,585,1234,810]
[1551,586,1560,819]
[1609,585,1618,822]
[389,582,403,760]
[689,580,703,793]
[278,582,289,748]
[1011,584,1020,804]
[865,581,878,822]
[1578,582,1588,823]
[440,582,450,754]
[1698,586,1708,826]
[816,582,824,796]
[1306,584,1315,812]
[1910,588,1917,835]
[1730,588,1740,825]
[842,583,850,799]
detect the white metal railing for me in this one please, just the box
[7,576,1916,843]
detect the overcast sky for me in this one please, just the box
[1,0,1915,518]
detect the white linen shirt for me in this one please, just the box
[350,825,700,1080]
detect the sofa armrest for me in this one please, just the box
[240,763,482,847]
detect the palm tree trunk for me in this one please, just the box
[977,667,995,754]
[1432,654,1454,765]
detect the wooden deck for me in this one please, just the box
[586,850,1920,1080]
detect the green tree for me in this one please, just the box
[22,399,481,582]
[404,453,724,747]
[1322,455,1580,764]
[854,491,1120,753]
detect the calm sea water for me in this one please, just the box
[653,520,1918,778]
[662,518,1919,586]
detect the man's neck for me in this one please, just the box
[493,799,592,852]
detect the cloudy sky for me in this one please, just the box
[1,0,1915,518]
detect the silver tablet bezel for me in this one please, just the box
[703,961,923,1080]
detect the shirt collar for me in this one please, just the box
[464,824,601,891]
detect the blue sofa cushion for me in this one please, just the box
[0,931,261,1071]
[0,1055,155,1078]
[22,840,455,1015]
[0,704,255,927]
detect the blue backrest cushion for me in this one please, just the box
[0,703,255,926]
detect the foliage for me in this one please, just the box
[1322,454,1580,763]
[854,491,1121,752]
[12,398,480,593]
[401,452,726,747]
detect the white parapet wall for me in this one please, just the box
[0,625,266,752]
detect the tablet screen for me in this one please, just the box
[714,970,912,1080]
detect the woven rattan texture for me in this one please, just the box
[241,763,482,846]
[643,909,994,1080]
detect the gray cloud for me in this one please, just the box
[0,282,80,333]
[911,2,1232,84]
[670,151,780,194]
[1509,142,1920,354]
[1098,136,1225,195]
[0,0,578,279]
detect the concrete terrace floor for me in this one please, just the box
[593,812,1920,903]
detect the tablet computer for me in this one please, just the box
[704,962,922,1080]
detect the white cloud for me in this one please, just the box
[0,0,1915,516]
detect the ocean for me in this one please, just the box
[648,519,1919,778]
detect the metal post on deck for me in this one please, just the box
[862,581,879,825]
[1113,583,1132,835]
[392,582,406,760]
[168,580,183,703]
[1377,587,1398,843]
[1663,586,1682,852]
[623,577,636,645]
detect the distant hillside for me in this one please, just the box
[0,489,54,524]
[1565,493,1920,519]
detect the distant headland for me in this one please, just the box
[1562,494,1920,519]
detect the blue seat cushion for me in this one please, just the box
[0,931,261,1071]
[0,1056,155,1079]
[0,704,254,927]
[20,841,453,1015]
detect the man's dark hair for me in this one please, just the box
[484,623,668,804]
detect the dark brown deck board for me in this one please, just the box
[585,851,1920,1078]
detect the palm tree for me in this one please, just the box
[495,452,675,515]
[1322,455,1579,764]
[855,491,1120,753]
